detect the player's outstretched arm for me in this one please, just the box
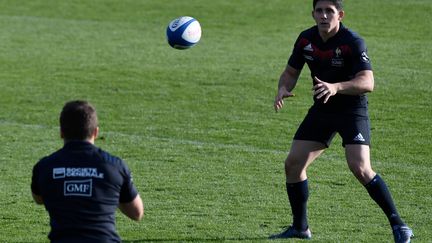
[119,194,144,221]
[274,65,300,112]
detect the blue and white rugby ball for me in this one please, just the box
[166,16,201,50]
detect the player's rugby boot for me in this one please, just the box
[269,225,312,239]
[392,225,413,243]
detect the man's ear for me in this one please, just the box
[338,10,345,21]
[93,127,99,139]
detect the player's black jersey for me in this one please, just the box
[288,23,372,116]
[31,141,138,242]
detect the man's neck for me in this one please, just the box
[319,24,341,42]
[64,138,95,145]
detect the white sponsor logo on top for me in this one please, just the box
[64,179,92,197]
[53,167,104,179]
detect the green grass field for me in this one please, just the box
[0,0,431,242]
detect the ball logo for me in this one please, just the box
[168,16,193,32]
[167,16,201,49]
[171,19,180,29]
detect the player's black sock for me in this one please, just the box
[286,180,309,231]
[364,174,404,227]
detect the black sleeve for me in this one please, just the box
[31,162,41,195]
[119,162,139,203]
[351,37,372,74]
[287,34,306,71]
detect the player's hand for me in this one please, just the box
[313,76,337,103]
[274,88,295,112]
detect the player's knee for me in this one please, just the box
[349,165,374,184]
[284,155,303,174]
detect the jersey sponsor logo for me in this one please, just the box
[53,167,104,179]
[331,58,344,67]
[53,168,66,179]
[303,54,314,61]
[361,51,370,63]
[331,47,344,67]
[64,179,92,197]
[303,43,314,52]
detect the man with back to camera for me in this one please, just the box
[269,0,413,242]
[31,100,144,242]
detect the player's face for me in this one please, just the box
[312,1,344,37]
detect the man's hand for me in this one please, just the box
[274,88,295,112]
[274,64,300,112]
[313,76,337,103]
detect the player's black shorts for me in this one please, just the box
[293,108,371,147]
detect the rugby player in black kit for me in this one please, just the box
[270,1,413,242]
[31,100,144,243]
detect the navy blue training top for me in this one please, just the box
[288,23,372,116]
[31,141,138,243]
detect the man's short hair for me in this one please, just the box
[60,100,98,140]
[313,0,343,10]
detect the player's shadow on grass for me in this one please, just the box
[123,237,268,242]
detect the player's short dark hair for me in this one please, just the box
[60,100,98,141]
[313,0,343,10]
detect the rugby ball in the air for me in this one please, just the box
[166,16,201,50]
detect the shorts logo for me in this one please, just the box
[64,179,92,197]
[353,133,366,142]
